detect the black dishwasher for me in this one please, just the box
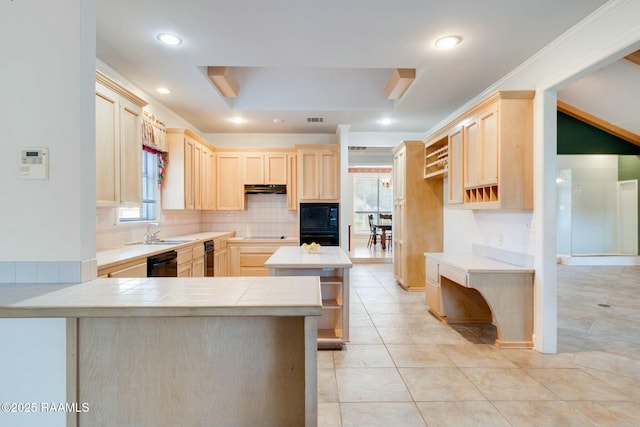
[147,250,178,277]
[203,240,215,277]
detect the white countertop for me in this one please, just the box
[425,252,534,274]
[97,231,235,270]
[265,246,353,269]
[0,276,322,318]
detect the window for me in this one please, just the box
[118,150,159,222]
[352,175,393,233]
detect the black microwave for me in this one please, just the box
[299,203,339,245]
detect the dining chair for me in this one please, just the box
[378,213,392,248]
[367,214,380,248]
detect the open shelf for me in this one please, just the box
[464,185,499,204]
[319,276,344,285]
[318,328,343,340]
[322,298,343,308]
[424,136,448,178]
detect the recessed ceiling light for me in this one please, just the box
[157,33,183,46]
[156,87,171,94]
[229,116,247,124]
[435,35,462,50]
[273,118,285,124]
[379,118,394,126]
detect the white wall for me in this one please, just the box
[557,155,619,254]
[0,1,95,425]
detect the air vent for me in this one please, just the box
[307,117,324,123]
[348,146,367,151]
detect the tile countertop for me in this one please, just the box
[96,231,235,269]
[425,252,535,273]
[0,276,322,318]
[265,246,353,269]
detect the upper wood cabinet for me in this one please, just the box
[95,71,147,207]
[424,91,534,210]
[297,144,339,202]
[242,152,288,185]
[216,152,244,210]
[287,154,297,210]
[162,128,216,210]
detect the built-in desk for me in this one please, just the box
[425,253,534,349]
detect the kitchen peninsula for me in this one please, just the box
[0,276,321,427]
[265,245,352,349]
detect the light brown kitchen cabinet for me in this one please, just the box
[95,71,147,207]
[392,141,443,291]
[243,154,265,184]
[99,260,147,278]
[447,129,464,205]
[163,128,216,210]
[201,146,216,210]
[216,153,244,210]
[297,144,339,202]
[177,244,205,277]
[287,154,298,210]
[242,152,289,185]
[424,91,534,210]
[425,256,445,319]
[213,236,229,277]
[265,153,288,184]
[228,239,297,276]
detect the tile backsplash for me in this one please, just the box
[202,194,298,238]
[96,208,202,250]
[97,194,298,250]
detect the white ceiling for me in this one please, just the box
[558,58,640,136]
[96,0,609,135]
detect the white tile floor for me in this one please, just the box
[318,263,640,427]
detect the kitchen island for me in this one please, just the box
[0,276,322,427]
[265,246,352,349]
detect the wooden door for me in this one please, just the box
[478,104,499,185]
[184,138,195,210]
[463,118,479,188]
[299,151,319,200]
[319,150,339,200]
[243,154,264,184]
[287,154,297,210]
[265,154,287,184]
[193,142,202,210]
[216,154,243,210]
[119,101,142,207]
[448,127,464,205]
[95,86,119,206]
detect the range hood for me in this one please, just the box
[244,184,287,194]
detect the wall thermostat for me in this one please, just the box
[20,148,49,180]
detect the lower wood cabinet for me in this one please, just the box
[177,244,205,277]
[101,261,147,278]
[228,240,297,276]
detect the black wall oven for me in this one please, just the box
[299,203,339,246]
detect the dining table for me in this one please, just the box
[373,222,392,249]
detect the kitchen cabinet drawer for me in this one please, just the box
[177,248,193,265]
[439,265,467,287]
[192,244,205,259]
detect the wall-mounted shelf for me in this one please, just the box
[424,137,448,178]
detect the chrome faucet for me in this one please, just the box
[143,222,160,243]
